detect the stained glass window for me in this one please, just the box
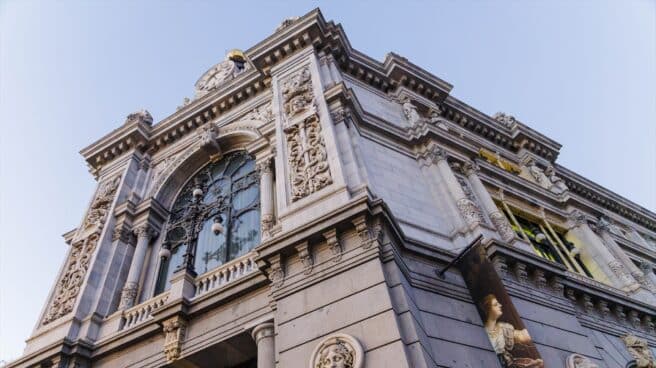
[155,151,260,294]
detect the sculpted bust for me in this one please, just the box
[310,334,363,368]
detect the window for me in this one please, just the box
[501,206,594,278]
[155,151,260,294]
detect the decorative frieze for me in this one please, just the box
[281,66,314,117]
[285,114,332,201]
[42,233,100,325]
[82,175,121,230]
[162,315,187,363]
[309,333,364,368]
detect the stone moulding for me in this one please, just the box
[309,333,364,368]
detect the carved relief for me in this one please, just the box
[521,157,551,189]
[83,175,121,230]
[401,98,421,125]
[42,233,100,325]
[163,316,187,362]
[456,198,484,226]
[296,242,313,275]
[544,164,568,194]
[324,229,341,262]
[118,281,138,310]
[566,354,599,368]
[281,67,314,117]
[490,212,515,242]
[267,255,285,288]
[492,112,519,129]
[285,114,332,201]
[309,333,364,368]
[622,334,656,368]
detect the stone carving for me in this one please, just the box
[608,260,637,288]
[83,175,121,230]
[622,334,656,368]
[522,158,551,189]
[492,112,519,129]
[276,16,300,31]
[490,212,516,242]
[296,242,313,275]
[567,210,588,228]
[309,333,364,368]
[112,224,135,244]
[163,316,187,363]
[42,233,100,325]
[428,107,448,130]
[402,98,421,125]
[566,354,599,368]
[195,53,248,98]
[456,198,484,227]
[513,262,529,284]
[268,255,284,288]
[125,109,153,125]
[596,300,610,318]
[324,229,341,262]
[544,165,568,194]
[242,101,274,123]
[118,281,138,310]
[285,114,332,201]
[281,67,314,117]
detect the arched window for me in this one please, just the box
[155,151,260,294]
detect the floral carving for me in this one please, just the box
[83,175,121,230]
[622,334,656,368]
[281,67,314,117]
[285,114,332,201]
[163,316,187,362]
[309,333,364,368]
[566,354,599,368]
[456,198,484,227]
[490,212,515,242]
[42,233,100,325]
[296,242,313,275]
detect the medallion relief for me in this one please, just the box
[309,333,364,368]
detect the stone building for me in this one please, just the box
[8,8,656,368]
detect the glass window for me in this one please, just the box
[501,206,595,279]
[155,151,260,294]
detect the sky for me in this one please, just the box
[1,0,655,363]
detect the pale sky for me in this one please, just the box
[1,0,655,363]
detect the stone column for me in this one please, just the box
[251,322,275,368]
[462,161,514,242]
[565,211,639,291]
[118,224,157,309]
[257,158,274,238]
[434,148,483,229]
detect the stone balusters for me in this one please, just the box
[565,211,639,291]
[462,161,514,242]
[118,224,158,310]
[257,157,275,239]
[252,322,276,368]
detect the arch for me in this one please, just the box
[151,122,264,210]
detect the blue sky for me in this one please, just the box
[1,0,654,362]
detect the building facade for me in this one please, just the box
[8,9,656,368]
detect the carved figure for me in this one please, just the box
[310,334,363,368]
[125,109,153,125]
[402,98,421,125]
[622,334,656,368]
[524,159,551,189]
[493,112,519,129]
[482,294,544,368]
[544,165,568,194]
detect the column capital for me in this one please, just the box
[594,216,612,233]
[133,224,158,241]
[251,322,275,345]
[256,157,273,175]
[566,210,589,228]
[462,160,480,176]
